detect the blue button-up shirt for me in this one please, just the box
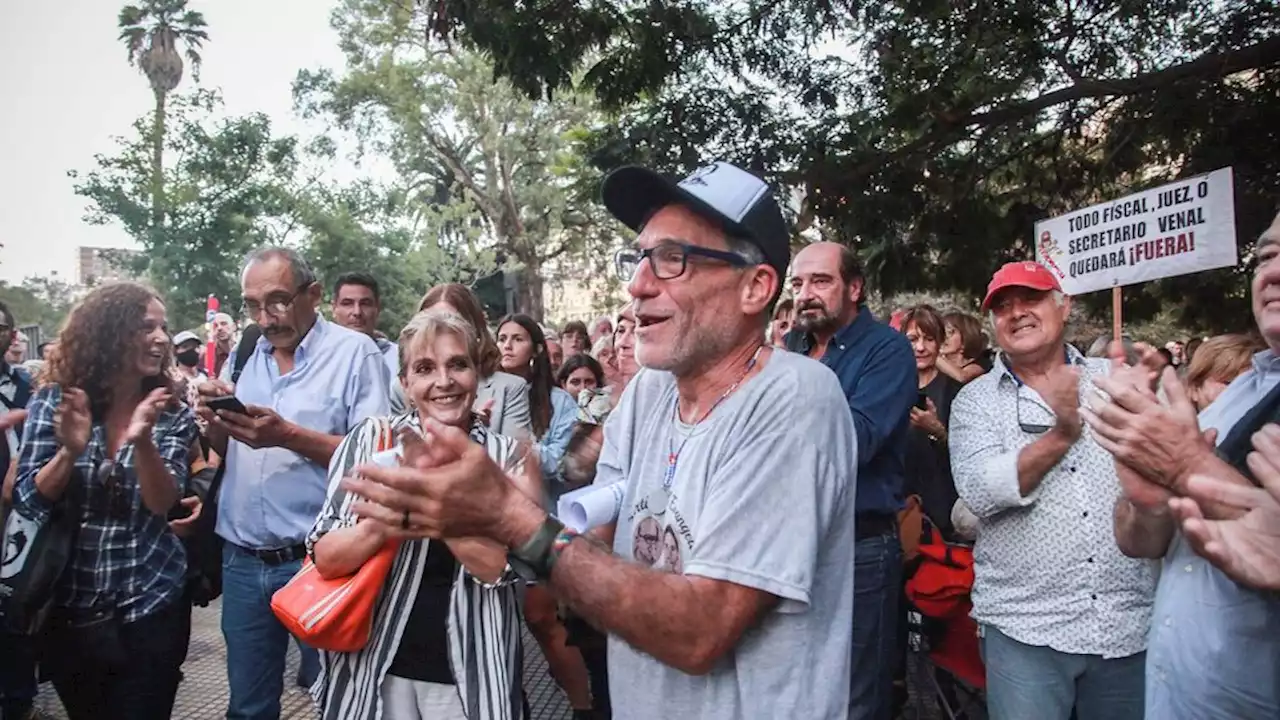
[541,386,578,486]
[216,316,390,549]
[1146,350,1280,719]
[376,336,399,381]
[786,308,916,516]
[14,385,197,622]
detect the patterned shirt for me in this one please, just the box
[13,384,197,622]
[949,347,1157,658]
[307,413,524,720]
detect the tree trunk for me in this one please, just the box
[517,264,545,321]
[151,89,167,231]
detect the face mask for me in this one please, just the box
[175,349,200,367]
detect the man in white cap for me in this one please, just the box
[341,161,859,719]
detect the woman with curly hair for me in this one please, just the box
[11,282,198,720]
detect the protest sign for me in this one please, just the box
[1034,168,1237,296]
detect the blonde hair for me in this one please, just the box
[397,308,481,378]
[1185,333,1263,392]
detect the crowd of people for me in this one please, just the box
[0,158,1278,720]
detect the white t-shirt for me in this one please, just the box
[597,349,858,720]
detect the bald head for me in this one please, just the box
[790,242,864,337]
[794,242,863,285]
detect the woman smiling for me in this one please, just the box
[13,282,197,719]
[308,308,540,720]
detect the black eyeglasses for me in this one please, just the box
[240,283,312,320]
[1017,395,1054,435]
[614,242,751,281]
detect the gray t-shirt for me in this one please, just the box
[596,349,858,720]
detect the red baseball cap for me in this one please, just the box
[981,261,1063,311]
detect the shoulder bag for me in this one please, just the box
[270,417,399,653]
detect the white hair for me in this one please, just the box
[397,307,479,378]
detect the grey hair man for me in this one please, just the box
[339,161,860,719]
[195,247,390,718]
[949,260,1156,720]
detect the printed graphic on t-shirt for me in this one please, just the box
[633,516,661,566]
[630,491,692,574]
[1,510,39,579]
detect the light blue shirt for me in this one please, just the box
[1146,350,1280,719]
[540,386,578,484]
[216,316,391,549]
[376,336,399,381]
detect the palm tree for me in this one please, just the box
[118,0,209,229]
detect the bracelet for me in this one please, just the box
[507,515,566,581]
[548,527,580,575]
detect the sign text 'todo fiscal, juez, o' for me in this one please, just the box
[1033,167,1237,295]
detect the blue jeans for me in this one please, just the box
[221,544,320,720]
[849,530,902,720]
[981,625,1144,720]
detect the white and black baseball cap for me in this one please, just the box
[601,161,791,282]
[172,330,200,346]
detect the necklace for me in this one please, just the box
[647,345,766,515]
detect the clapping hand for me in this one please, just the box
[474,398,496,429]
[345,419,528,542]
[125,388,171,446]
[54,388,92,456]
[1105,340,1164,395]
[1168,424,1280,590]
[1041,363,1082,438]
[1084,366,1211,492]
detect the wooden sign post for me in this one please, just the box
[1112,286,1122,342]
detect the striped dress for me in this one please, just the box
[305,413,524,720]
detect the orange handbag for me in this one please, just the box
[270,419,399,653]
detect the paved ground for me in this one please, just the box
[32,602,978,719]
[34,600,573,719]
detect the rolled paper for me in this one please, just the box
[557,482,625,533]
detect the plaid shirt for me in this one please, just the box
[14,385,197,622]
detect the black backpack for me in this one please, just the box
[183,326,259,607]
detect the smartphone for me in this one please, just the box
[207,395,248,415]
[915,390,929,410]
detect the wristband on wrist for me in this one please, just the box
[548,527,580,575]
[508,515,567,581]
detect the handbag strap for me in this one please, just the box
[374,416,394,453]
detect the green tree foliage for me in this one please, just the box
[70,90,493,335]
[425,0,1280,333]
[293,175,498,335]
[70,90,301,331]
[295,0,623,321]
[0,275,79,336]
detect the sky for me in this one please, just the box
[0,0,347,284]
